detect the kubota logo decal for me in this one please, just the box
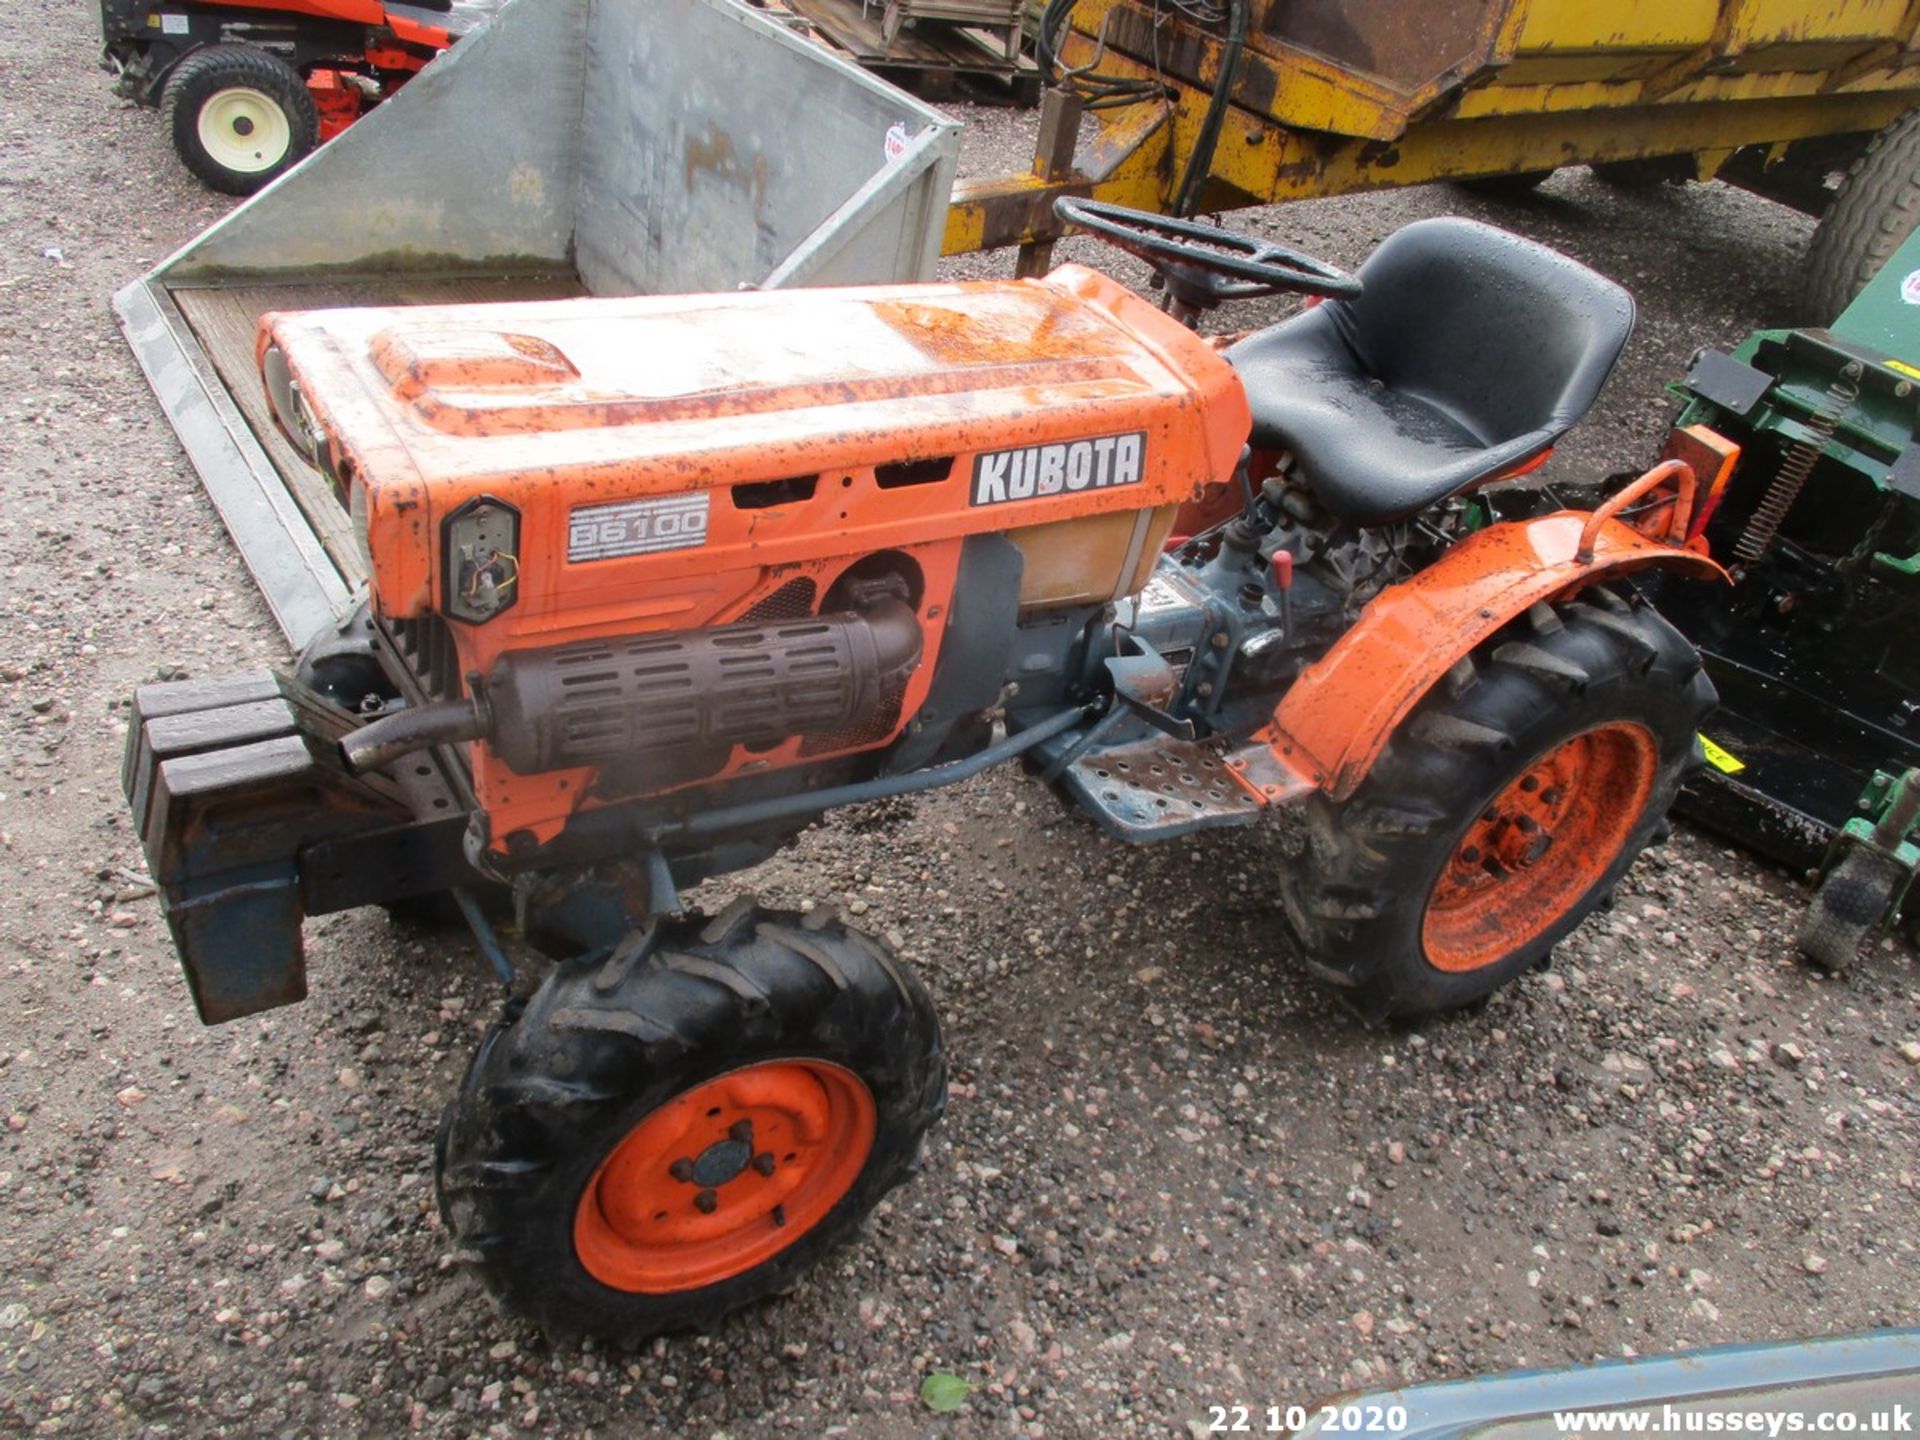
[971,432,1146,506]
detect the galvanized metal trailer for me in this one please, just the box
[117,0,961,652]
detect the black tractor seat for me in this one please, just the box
[1225,218,1634,527]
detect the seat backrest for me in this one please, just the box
[1329,218,1634,446]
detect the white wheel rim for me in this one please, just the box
[196,86,293,175]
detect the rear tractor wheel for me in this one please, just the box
[435,902,945,1341]
[1280,588,1713,1021]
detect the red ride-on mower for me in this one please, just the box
[124,201,1723,1340]
[98,0,474,194]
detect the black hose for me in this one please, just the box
[1036,0,1249,203]
[1173,0,1247,216]
[1036,0,1164,109]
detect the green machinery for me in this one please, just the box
[1634,231,1920,966]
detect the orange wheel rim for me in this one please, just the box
[1422,722,1658,974]
[573,1060,876,1294]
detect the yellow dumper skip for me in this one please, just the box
[954,0,1920,314]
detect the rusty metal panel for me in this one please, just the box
[1045,0,1920,155]
[1256,0,1509,97]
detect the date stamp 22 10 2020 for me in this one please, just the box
[1206,1402,1409,1435]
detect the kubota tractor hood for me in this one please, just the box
[257,265,1251,624]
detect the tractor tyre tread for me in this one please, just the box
[1277,590,1711,1022]
[162,43,318,195]
[435,905,944,1342]
[1796,847,1901,971]
[1802,105,1920,321]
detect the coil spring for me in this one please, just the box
[1731,366,1861,565]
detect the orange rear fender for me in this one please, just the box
[1262,510,1726,801]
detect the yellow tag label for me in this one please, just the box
[1888,359,1920,382]
[1699,734,1745,774]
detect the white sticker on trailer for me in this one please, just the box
[159,12,189,32]
[567,493,710,562]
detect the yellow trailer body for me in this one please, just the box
[952,0,1920,312]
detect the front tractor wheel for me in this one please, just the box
[1280,589,1713,1021]
[435,904,945,1341]
[163,44,318,195]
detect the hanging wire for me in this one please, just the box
[1171,0,1248,216]
[1163,0,1227,24]
[1035,0,1168,108]
[1035,0,1250,217]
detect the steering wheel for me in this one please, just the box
[1054,197,1360,316]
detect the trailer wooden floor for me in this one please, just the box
[170,273,586,588]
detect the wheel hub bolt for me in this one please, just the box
[729,1120,754,1144]
[668,1158,695,1183]
[694,1189,719,1214]
[752,1152,777,1176]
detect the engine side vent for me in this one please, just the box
[732,475,818,509]
[386,614,461,703]
[740,578,817,622]
[799,671,908,757]
[875,456,952,489]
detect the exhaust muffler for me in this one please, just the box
[342,599,923,776]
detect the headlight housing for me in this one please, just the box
[442,496,521,624]
[262,344,341,493]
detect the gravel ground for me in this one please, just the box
[3,7,1919,1437]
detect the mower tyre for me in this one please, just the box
[1280,588,1712,1022]
[1796,847,1902,971]
[436,902,945,1341]
[164,44,318,195]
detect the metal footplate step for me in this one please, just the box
[1063,734,1304,841]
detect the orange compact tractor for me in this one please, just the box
[123,201,1725,1339]
[100,0,468,193]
